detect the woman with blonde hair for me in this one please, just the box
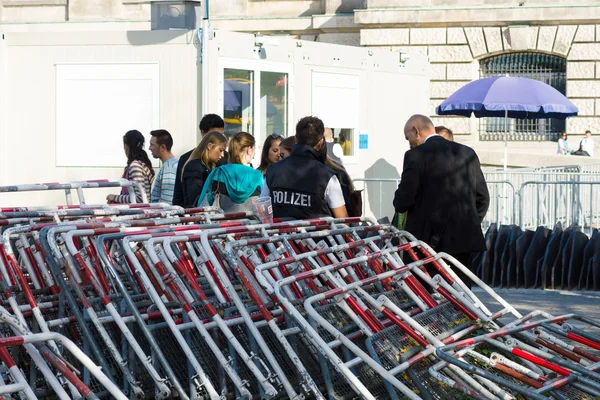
[198,132,263,212]
[181,130,227,208]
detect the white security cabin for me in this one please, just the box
[0,28,429,218]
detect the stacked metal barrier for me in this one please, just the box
[2,181,600,398]
[476,222,600,290]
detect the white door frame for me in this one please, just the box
[218,58,294,164]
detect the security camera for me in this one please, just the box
[399,52,410,64]
[254,33,279,47]
[254,33,265,47]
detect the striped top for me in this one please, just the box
[151,157,179,204]
[114,160,154,204]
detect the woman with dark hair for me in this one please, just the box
[279,136,295,159]
[107,130,155,204]
[322,145,360,216]
[257,133,284,174]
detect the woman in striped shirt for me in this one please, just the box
[107,130,155,204]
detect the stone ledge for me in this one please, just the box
[355,5,600,26]
[3,0,66,6]
[210,17,313,33]
[122,0,200,2]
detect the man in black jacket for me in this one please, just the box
[172,114,225,207]
[263,116,348,219]
[393,114,489,287]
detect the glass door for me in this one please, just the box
[223,68,255,138]
[220,59,293,166]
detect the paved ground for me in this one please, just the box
[472,287,600,331]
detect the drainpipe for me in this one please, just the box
[200,0,210,117]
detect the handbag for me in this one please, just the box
[199,168,222,208]
[349,189,363,217]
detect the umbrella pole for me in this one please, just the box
[503,109,508,224]
[503,109,508,170]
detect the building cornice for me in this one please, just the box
[3,0,67,6]
[355,4,600,27]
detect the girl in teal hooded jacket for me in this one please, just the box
[198,131,263,212]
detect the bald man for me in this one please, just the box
[393,114,489,287]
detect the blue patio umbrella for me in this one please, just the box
[436,76,578,169]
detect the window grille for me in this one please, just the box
[479,53,566,141]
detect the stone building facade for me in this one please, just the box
[359,23,600,141]
[2,0,600,163]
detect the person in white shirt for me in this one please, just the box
[557,131,571,155]
[580,130,595,157]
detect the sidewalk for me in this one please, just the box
[474,287,600,331]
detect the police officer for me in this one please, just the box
[262,116,348,219]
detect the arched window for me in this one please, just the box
[479,52,566,141]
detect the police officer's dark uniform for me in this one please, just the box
[265,144,335,219]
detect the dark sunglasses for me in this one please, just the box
[270,133,284,140]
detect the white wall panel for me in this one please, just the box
[56,63,160,167]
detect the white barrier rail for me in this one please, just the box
[518,180,600,235]
[0,179,145,205]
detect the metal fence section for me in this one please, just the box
[518,180,600,235]
[481,180,515,230]
[582,163,600,174]
[354,163,600,234]
[482,166,600,229]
